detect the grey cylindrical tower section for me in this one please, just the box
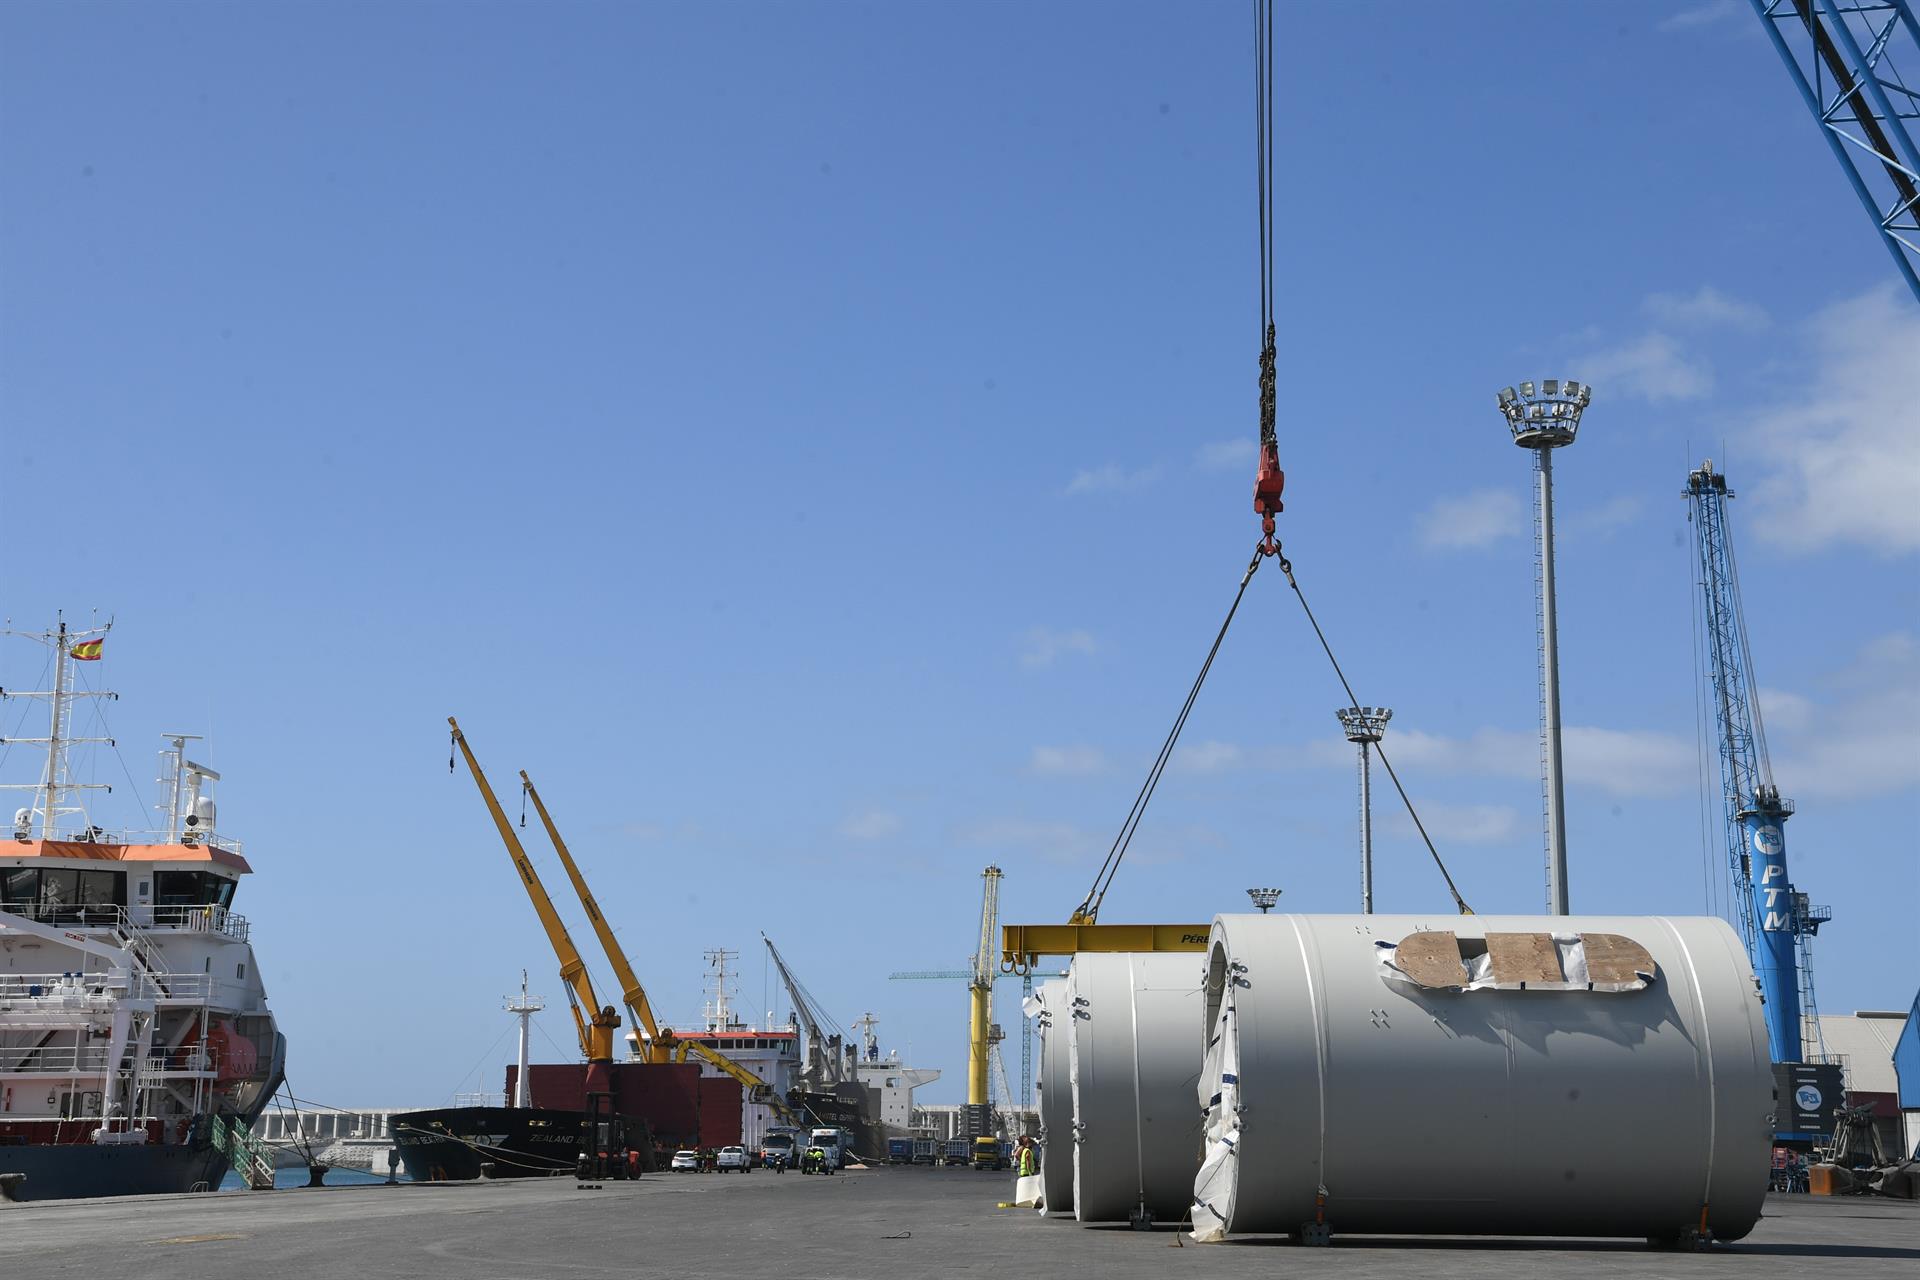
[1067,952,1205,1223]
[1536,449,1571,914]
[1357,742,1374,913]
[1033,979,1074,1213]
[1191,913,1772,1242]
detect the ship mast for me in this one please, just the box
[505,971,545,1108]
[1,615,116,839]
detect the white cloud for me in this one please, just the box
[1329,724,1694,798]
[1194,440,1250,472]
[1029,745,1107,777]
[1119,822,1224,868]
[956,818,1099,864]
[1746,286,1920,554]
[1019,626,1095,668]
[1389,803,1522,846]
[1066,463,1159,496]
[1658,1,1741,32]
[1645,285,1768,331]
[838,809,903,841]
[1173,740,1243,773]
[1562,727,1698,797]
[1568,495,1646,539]
[1418,488,1526,550]
[1769,632,1920,802]
[1572,331,1713,402]
[1757,687,1816,735]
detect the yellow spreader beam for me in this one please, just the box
[1001,923,1212,971]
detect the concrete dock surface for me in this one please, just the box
[4,1166,1917,1279]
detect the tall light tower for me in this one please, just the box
[1497,379,1592,916]
[1245,887,1282,914]
[1336,706,1392,914]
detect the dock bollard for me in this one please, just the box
[478,1161,496,1181]
[0,1173,24,1204]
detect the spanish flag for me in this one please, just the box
[72,639,104,661]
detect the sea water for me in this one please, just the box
[219,1165,397,1190]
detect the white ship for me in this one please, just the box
[672,941,939,1158]
[0,619,284,1201]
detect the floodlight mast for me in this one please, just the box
[1337,706,1392,913]
[1497,380,1592,915]
[1245,887,1282,914]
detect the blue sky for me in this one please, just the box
[2,1,1914,1107]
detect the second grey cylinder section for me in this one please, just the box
[1067,951,1205,1223]
[1033,979,1073,1212]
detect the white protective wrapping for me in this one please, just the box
[1066,952,1205,1223]
[1029,979,1073,1214]
[1191,914,1775,1243]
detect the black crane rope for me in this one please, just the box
[1074,1,1473,920]
[1275,555,1474,915]
[1251,0,1286,555]
[1073,544,1270,925]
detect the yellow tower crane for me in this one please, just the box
[968,866,1002,1109]
[447,717,620,1062]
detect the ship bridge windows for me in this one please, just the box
[153,870,236,909]
[0,867,125,923]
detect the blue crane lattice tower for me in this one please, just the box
[1685,461,1830,1068]
[1750,0,1920,302]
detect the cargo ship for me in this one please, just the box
[390,1103,640,1180]
[0,620,285,1201]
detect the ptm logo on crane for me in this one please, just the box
[1756,860,1792,932]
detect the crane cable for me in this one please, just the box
[1250,0,1285,553]
[1255,0,1275,430]
[1076,1,1471,920]
[1073,544,1269,924]
[1275,552,1473,915]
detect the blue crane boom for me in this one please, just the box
[1685,461,1830,1070]
[1749,0,1920,303]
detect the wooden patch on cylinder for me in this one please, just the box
[1394,931,1467,988]
[1487,933,1564,985]
[1581,933,1656,985]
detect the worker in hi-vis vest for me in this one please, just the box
[1015,1136,1036,1177]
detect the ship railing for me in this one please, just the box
[150,904,251,942]
[0,971,126,1012]
[1,898,135,929]
[0,1039,234,1079]
[0,1041,118,1075]
[11,826,244,855]
[0,969,214,1009]
[0,899,247,947]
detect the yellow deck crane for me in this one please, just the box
[516,769,801,1126]
[447,717,621,1063]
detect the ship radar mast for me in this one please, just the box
[0,614,117,840]
[703,947,741,1032]
[156,735,222,843]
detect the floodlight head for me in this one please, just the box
[1337,705,1392,743]
[1496,377,1589,448]
[1246,887,1283,913]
